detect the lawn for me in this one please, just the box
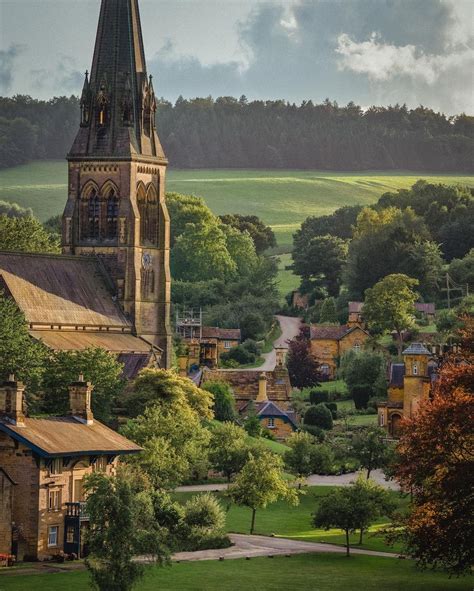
[275,252,299,298]
[174,485,407,554]
[1,554,470,591]
[1,161,473,250]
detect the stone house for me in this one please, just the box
[0,467,16,557]
[310,324,370,380]
[251,373,297,440]
[0,376,141,561]
[377,343,435,437]
[182,327,242,369]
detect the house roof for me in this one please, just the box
[310,324,367,341]
[348,301,363,314]
[415,303,436,314]
[256,400,298,428]
[201,327,241,341]
[389,363,405,387]
[117,353,152,380]
[0,252,130,329]
[402,342,432,356]
[0,416,142,458]
[31,330,153,353]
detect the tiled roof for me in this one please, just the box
[310,324,367,340]
[117,353,152,379]
[0,416,142,458]
[201,327,241,341]
[415,303,436,314]
[402,343,432,356]
[348,301,363,313]
[0,252,130,329]
[31,330,153,353]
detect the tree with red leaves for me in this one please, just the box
[287,326,320,389]
[393,317,474,574]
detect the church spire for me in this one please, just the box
[68,0,166,161]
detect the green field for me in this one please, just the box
[1,554,469,591]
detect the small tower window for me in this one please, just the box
[413,363,418,375]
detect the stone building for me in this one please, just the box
[310,324,370,380]
[0,467,15,557]
[250,373,297,440]
[377,343,435,437]
[0,376,141,560]
[183,327,242,369]
[0,0,171,371]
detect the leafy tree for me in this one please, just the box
[292,235,348,297]
[228,451,299,534]
[166,192,215,246]
[0,214,59,253]
[310,443,335,474]
[344,207,433,298]
[208,422,248,482]
[84,472,168,591]
[338,350,387,409]
[219,214,276,254]
[352,427,389,479]
[181,492,228,549]
[363,274,419,357]
[221,224,258,276]
[319,297,339,323]
[448,249,474,290]
[41,348,124,423]
[0,292,48,403]
[284,431,316,485]
[287,328,320,389]
[349,476,395,544]
[391,324,474,574]
[202,380,236,421]
[294,206,362,245]
[304,403,333,431]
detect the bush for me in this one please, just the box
[220,345,255,365]
[351,385,371,409]
[302,424,326,441]
[325,402,338,419]
[309,389,329,405]
[180,493,229,550]
[304,403,334,430]
[311,444,335,474]
[241,339,261,356]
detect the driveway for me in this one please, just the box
[257,315,302,371]
[172,533,398,562]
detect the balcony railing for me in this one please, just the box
[65,502,89,520]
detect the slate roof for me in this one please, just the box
[31,331,152,353]
[117,353,152,379]
[0,252,130,329]
[402,343,432,356]
[256,400,298,428]
[201,327,241,341]
[348,301,363,314]
[389,363,405,387]
[0,416,142,458]
[310,324,367,340]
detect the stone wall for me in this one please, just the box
[0,470,14,554]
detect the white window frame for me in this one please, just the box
[48,525,59,547]
[223,340,232,349]
[268,417,275,428]
[379,413,385,427]
[353,342,361,353]
[48,489,62,512]
[413,363,418,375]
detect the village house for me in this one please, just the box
[250,373,297,440]
[310,324,370,380]
[377,343,436,437]
[0,0,172,373]
[0,375,141,560]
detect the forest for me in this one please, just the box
[0,95,473,171]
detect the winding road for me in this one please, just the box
[257,315,302,371]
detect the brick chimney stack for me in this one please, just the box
[68,374,94,425]
[256,372,268,402]
[0,374,26,426]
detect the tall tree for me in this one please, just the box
[208,422,248,482]
[219,214,276,254]
[352,427,389,479]
[287,327,320,389]
[363,274,419,357]
[0,215,59,253]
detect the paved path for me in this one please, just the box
[172,533,398,562]
[175,470,398,493]
[257,315,302,371]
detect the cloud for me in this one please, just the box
[30,55,84,96]
[0,44,26,93]
[336,32,474,86]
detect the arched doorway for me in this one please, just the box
[390,413,403,437]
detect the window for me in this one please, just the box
[320,364,330,376]
[353,342,361,353]
[66,526,75,544]
[413,363,418,376]
[48,526,59,547]
[50,458,62,476]
[379,413,385,427]
[94,457,108,473]
[224,341,232,349]
[49,489,62,511]
[106,193,119,239]
[268,418,275,428]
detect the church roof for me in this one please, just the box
[0,252,130,329]
[0,416,142,458]
[30,330,152,353]
[69,0,166,161]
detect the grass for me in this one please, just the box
[1,161,473,250]
[174,485,406,554]
[275,252,299,297]
[261,321,283,354]
[246,435,290,456]
[0,554,470,591]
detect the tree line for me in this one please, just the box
[1,94,473,171]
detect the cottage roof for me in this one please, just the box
[201,327,241,341]
[256,400,298,428]
[0,252,130,329]
[310,324,367,341]
[402,343,432,356]
[415,303,436,315]
[0,416,142,458]
[348,301,364,314]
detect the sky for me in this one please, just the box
[0,0,473,115]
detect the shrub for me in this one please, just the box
[310,444,335,474]
[352,385,371,409]
[309,389,329,405]
[302,424,326,441]
[241,339,261,356]
[181,493,229,550]
[304,403,334,430]
[220,345,255,365]
[325,402,338,419]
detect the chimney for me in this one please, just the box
[256,373,268,402]
[178,354,188,377]
[275,347,286,367]
[0,374,26,426]
[68,374,94,425]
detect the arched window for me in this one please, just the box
[102,183,119,239]
[137,181,159,245]
[137,182,147,243]
[80,182,100,240]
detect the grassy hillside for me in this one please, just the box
[1,161,472,297]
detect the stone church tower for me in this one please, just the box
[62,0,171,367]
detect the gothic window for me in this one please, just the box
[104,185,119,239]
[137,181,159,245]
[80,183,101,240]
[137,182,148,242]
